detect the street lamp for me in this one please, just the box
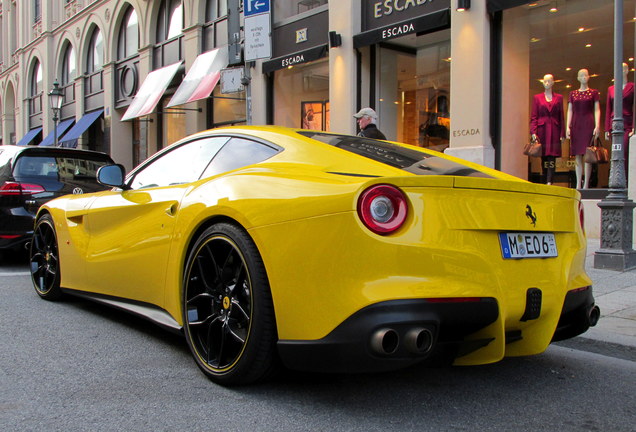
[48,80,64,147]
[594,0,636,270]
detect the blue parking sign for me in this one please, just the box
[245,0,270,16]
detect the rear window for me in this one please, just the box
[297,131,492,178]
[13,155,111,181]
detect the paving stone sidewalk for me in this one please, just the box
[582,238,636,348]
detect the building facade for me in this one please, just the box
[1,0,635,236]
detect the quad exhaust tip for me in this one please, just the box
[588,305,600,327]
[370,328,399,355]
[370,327,434,356]
[404,327,434,355]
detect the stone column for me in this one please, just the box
[445,0,495,168]
[329,0,361,135]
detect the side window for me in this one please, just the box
[129,137,228,189]
[201,138,279,178]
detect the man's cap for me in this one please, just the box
[353,107,377,119]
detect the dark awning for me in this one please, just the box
[262,44,328,74]
[487,0,529,13]
[16,127,43,146]
[167,48,228,107]
[39,119,75,147]
[353,9,450,49]
[122,62,182,121]
[58,110,104,148]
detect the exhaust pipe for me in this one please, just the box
[588,305,600,327]
[370,328,399,355]
[404,327,434,355]
[24,241,31,251]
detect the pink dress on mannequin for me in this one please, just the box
[530,93,565,156]
[568,89,600,155]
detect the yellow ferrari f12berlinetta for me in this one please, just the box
[30,126,599,385]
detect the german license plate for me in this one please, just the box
[499,232,557,259]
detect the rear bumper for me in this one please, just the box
[551,286,599,342]
[277,298,499,373]
[0,206,36,250]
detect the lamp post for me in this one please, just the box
[48,80,64,147]
[594,0,636,270]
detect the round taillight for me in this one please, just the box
[357,184,408,235]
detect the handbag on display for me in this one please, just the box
[584,137,609,164]
[523,136,542,157]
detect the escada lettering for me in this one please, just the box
[452,129,481,137]
[281,55,305,67]
[382,23,415,39]
[374,0,432,18]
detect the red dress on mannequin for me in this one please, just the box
[530,93,565,156]
[568,89,600,156]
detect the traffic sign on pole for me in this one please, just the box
[245,0,270,17]
[243,0,271,61]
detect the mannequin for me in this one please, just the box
[530,74,565,185]
[566,69,600,189]
[605,62,634,177]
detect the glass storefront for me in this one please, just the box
[502,0,635,189]
[378,29,451,150]
[273,57,330,130]
[210,86,247,127]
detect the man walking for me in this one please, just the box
[353,107,387,140]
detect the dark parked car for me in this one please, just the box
[0,145,114,251]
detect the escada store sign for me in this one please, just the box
[362,0,449,31]
[281,54,305,67]
[382,23,415,39]
[354,0,450,48]
[374,0,435,19]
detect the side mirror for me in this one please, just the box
[97,164,127,189]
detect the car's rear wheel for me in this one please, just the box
[29,214,62,300]
[183,222,277,385]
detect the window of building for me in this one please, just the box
[86,28,104,73]
[501,0,635,189]
[206,0,228,21]
[61,44,76,85]
[34,0,41,23]
[273,58,330,130]
[377,30,451,149]
[0,14,4,65]
[210,86,246,128]
[30,59,43,110]
[118,7,139,60]
[157,0,183,42]
[273,0,327,22]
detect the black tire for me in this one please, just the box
[183,222,277,385]
[29,214,62,300]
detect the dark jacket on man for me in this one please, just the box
[358,124,387,140]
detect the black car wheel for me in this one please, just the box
[29,214,62,300]
[183,222,277,385]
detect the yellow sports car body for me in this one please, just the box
[29,126,599,385]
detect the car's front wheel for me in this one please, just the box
[182,222,277,385]
[29,214,62,300]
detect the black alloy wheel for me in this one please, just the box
[30,214,62,300]
[183,222,277,385]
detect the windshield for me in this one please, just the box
[297,131,493,178]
